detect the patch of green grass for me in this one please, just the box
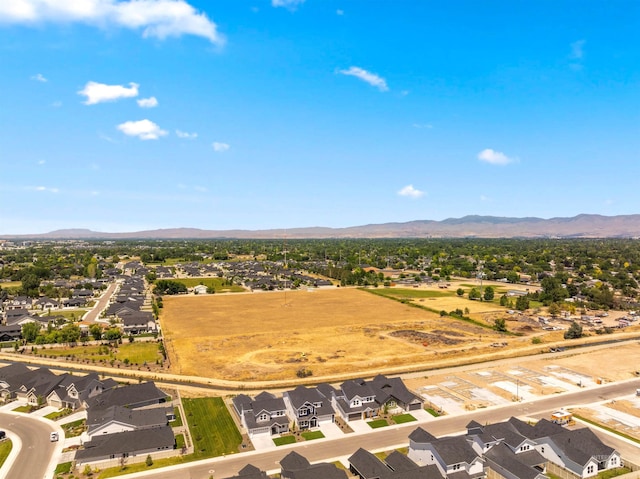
[425,408,441,417]
[114,342,160,364]
[573,414,640,444]
[173,277,245,293]
[171,406,183,427]
[365,288,452,299]
[0,440,13,469]
[273,435,296,446]
[367,419,389,429]
[182,397,241,458]
[301,430,324,440]
[61,419,85,437]
[97,455,195,478]
[596,468,632,479]
[54,461,72,474]
[392,414,417,424]
[45,408,72,420]
[41,309,87,321]
[175,433,185,450]
[12,405,32,413]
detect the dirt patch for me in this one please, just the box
[389,330,464,346]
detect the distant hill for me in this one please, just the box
[4,214,640,240]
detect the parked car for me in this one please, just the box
[0,430,5,440]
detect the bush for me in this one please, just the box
[564,321,583,339]
[296,367,313,378]
[145,454,153,467]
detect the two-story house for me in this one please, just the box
[283,385,335,430]
[232,391,289,437]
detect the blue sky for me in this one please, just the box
[0,0,638,234]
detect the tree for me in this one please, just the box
[548,302,561,317]
[104,328,122,342]
[515,295,529,311]
[499,294,509,307]
[494,318,507,332]
[145,454,153,467]
[153,280,187,295]
[456,288,464,296]
[468,288,481,300]
[564,321,583,339]
[21,273,40,297]
[21,322,40,343]
[60,323,81,344]
[483,286,495,301]
[89,324,102,341]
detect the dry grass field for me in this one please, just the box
[160,287,523,381]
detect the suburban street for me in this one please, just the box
[120,377,640,479]
[82,281,119,323]
[0,412,60,479]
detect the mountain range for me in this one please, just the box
[4,214,640,240]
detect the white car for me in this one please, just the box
[50,432,59,442]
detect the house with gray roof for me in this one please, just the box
[349,447,443,479]
[75,425,175,466]
[220,464,269,479]
[47,372,108,410]
[408,427,484,479]
[280,450,348,479]
[86,404,168,439]
[283,385,334,430]
[232,391,289,437]
[86,381,168,411]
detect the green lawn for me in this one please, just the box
[12,405,31,413]
[182,397,242,458]
[367,419,389,429]
[596,468,632,479]
[392,414,417,424]
[425,408,441,417]
[0,440,13,469]
[171,406,183,427]
[273,435,296,446]
[45,408,72,420]
[54,461,72,474]
[173,277,245,293]
[41,309,88,321]
[365,288,452,299]
[175,433,185,450]
[61,419,86,437]
[301,430,325,440]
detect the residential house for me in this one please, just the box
[279,450,348,479]
[232,391,289,437]
[75,426,175,467]
[46,372,109,410]
[220,464,269,479]
[0,324,22,341]
[369,374,424,414]
[349,447,443,479]
[121,311,156,335]
[283,385,334,430]
[86,405,168,439]
[86,381,168,411]
[408,427,485,479]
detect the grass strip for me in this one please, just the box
[573,414,640,444]
[0,440,13,469]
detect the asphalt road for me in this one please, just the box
[0,412,59,479]
[125,377,640,479]
[83,281,119,323]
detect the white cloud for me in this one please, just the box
[176,129,197,139]
[117,119,167,140]
[37,159,46,165]
[477,148,514,166]
[338,66,388,92]
[412,123,432,129]
[30,73,47,82]
[29,186,59,193]
[212,141,230,152]
[570,39,586,59]
[336,9,344,15]
[194,185,208,192]
[398,185,425,199]
[0,0,223,44]
[50,100,62,107]
[79,81,139,105]
[272,0,305,9]
[137,96,158,108]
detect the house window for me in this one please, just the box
[541,447,545,453]
[452,464,461,471]
[611,457,617,465]
[587,465,594,474]
[352,400,360,407]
